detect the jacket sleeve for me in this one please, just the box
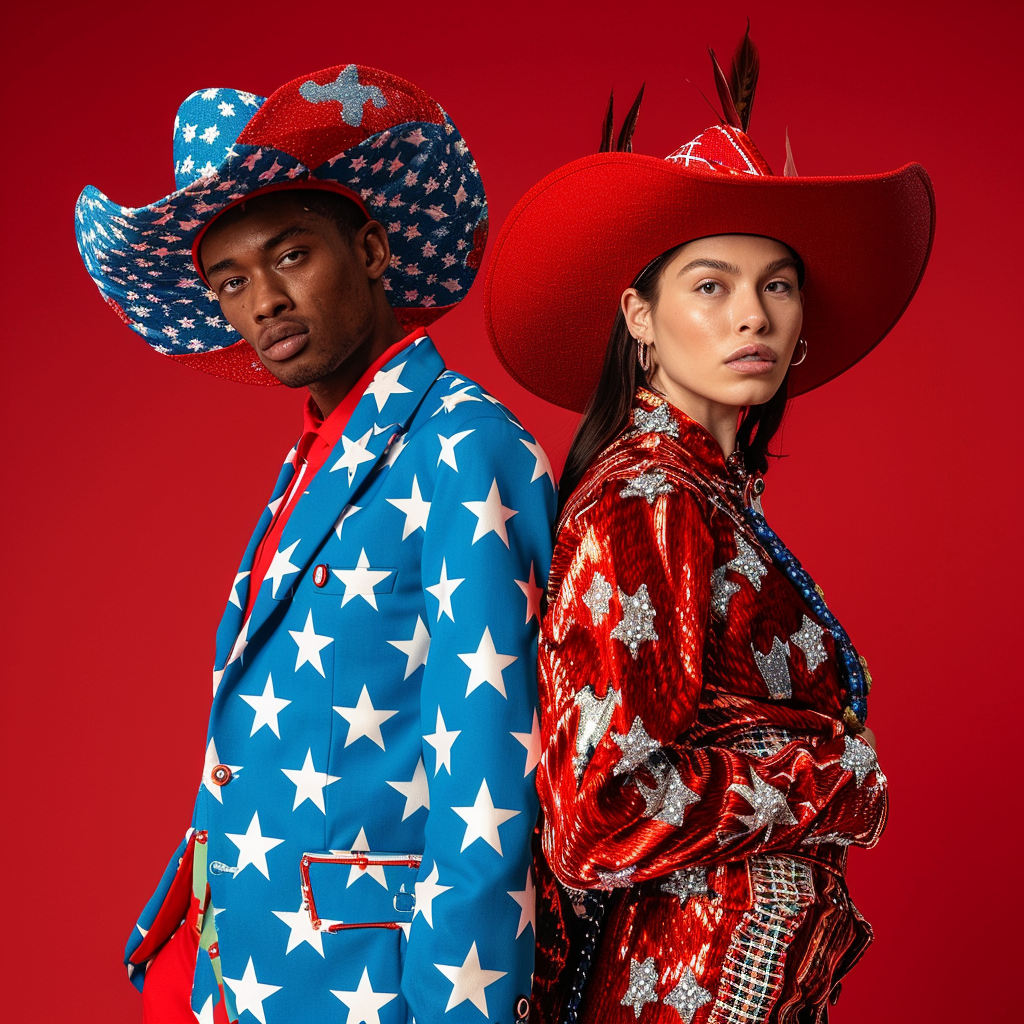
[401,413,556,1022]
[537,481,886,892]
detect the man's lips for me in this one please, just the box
[725,343,778,375]
[259,321,309,362]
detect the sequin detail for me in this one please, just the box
[596,865,636,890]
[619,468,675,505]
[751,637,792,699]
[727,769,796,840]
[572,684,622,782]
[801,830,855,847]
[710,565,741,620]
[664,966,712,1023]
[610,584,658,659]
[636,753,699,826]
[839,734,878,786]
[790,615,827,673]
[611,716,661,776]
[621,956,659,1018]
[582,572,613,625]
[661,866,713,908]
[631,403,679,438]
[727,533,767,591]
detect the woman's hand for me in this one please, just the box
[859,726,877,751]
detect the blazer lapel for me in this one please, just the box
[229,336,446,670]
[213,445,300,676]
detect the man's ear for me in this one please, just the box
[358,220,391,281]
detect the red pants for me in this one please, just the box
[141,897,231,1023]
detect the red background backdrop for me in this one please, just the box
[1,1,1020,1020]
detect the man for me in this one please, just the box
[76,64,554,1023]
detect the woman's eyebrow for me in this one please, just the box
[676,258,741,276]
[762,257,800,275]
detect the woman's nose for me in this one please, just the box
[735,287,769,334]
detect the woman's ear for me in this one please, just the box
[621,288,650,339]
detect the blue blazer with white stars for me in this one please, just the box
[125,335,556,1024]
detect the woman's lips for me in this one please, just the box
[725,344,777,375]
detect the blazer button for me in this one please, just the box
[514,995,530,1022]
[313,564,330,588]
[211,764,232,786]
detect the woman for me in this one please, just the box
[484,30,934,1024]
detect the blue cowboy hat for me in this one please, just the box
[76,64,487,384]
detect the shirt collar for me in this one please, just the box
[301,331,425,449]
[632,384,766,503]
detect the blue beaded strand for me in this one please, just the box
[742,505,868,726]
[560,892,608,1024]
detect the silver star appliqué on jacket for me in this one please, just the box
[582,572,613,625]
[620,956,659,1018]
[751,636,793,699]
[663,966,711,1023]
[728,768,797,840]
[839,734,879,786]
[610,584,658,659]
[619,468,675,505]
[572,684,622,781]
[631,403,679,438]
[660,866,713,908]
[791,615,828,673]
[611,716,661,776]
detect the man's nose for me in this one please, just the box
[252,274,293,322]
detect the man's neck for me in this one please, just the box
[307,314,406,418]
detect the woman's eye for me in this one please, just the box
[765,280,793,294]
[698,281,721,295]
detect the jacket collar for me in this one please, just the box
[212,334,445,679]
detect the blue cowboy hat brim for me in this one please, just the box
[76,67,488,384]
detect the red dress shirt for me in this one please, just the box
[243,333,421,622]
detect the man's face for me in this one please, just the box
[199,192,383,388]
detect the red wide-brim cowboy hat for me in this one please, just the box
[484,151,935,410]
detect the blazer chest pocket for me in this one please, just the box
[300,850,421,931]
[307,563,398,598]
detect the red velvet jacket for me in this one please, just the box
[533,390,886,1024]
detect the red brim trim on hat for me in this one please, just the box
[168,303,457,385]
[191,179,372,284]
[484,153,935,410]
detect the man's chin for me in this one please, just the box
[259,353,333,389]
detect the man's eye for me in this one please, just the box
[222,277,245,292]
[280,250,305,265]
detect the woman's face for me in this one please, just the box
[622,234,803,421]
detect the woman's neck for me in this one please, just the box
[647,371,739,457]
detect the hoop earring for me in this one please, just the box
[791,337,808,366]
[636,337,652,374]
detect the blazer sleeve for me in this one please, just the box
[537,480,886,892]
[400,412,556,1022]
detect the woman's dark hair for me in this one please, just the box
[557,245,798,514]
